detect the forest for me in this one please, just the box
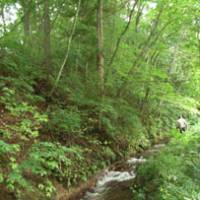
[0,0,200,199]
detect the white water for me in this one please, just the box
[127,157,146,165]
[82,156,145,200]
[97,171,136,186]
[82,144,165,200]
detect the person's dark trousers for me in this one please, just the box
[180,127,186,133]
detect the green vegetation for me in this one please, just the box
[0,0,200,199]
[132,129,200,200]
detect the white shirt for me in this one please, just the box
[176,117,187,129]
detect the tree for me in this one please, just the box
[20,0,31,44]
[1,1,200,199]
[97,0,104,94]
[43,0,52,71]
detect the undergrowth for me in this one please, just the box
[132,129,200,200]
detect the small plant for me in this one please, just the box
[47,107,82,134]
[21,142,83,176]
[1,142,84,198]
[0,87,48,139]
[38,180,56,198]
[0,140,20,155]
[102,146,116,161]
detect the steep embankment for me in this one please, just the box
[0,93,169,200]
[61,138,169,200]
[132,133,200,200]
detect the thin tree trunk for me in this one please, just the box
[140,87,150,113]
[49,0,81,96]
[197,21,200,65]
[20,0,32,46]
[117,6,168,96]
[97,0,104,95]
[1,5,7,34]
[135,2,144,33]
[198,37,200,65]
[43,0,52,70]
[24,2,30,37]
[85,62,89,81]
[108,0,138,67]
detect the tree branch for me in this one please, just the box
[49,0,81,97]
[108,0,139,67]
[117,5,166,96]
[0,0,43,40]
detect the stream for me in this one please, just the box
[81,144,166,200]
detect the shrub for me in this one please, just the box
[4,142,84,198]
[132,134,200,200]
[47,107,82,134]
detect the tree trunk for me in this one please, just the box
[108,0,138,67]
[197,22,200,65]
[21,0,31,44]
[43,0,52,71]
[97,0,104,95]
[140,87,150,113]
[1,5,7,34]
[49,0,81,97]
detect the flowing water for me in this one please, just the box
[81,144,165,200]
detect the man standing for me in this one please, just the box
[176,115,188,133]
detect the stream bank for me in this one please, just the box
[62,137,169,200]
